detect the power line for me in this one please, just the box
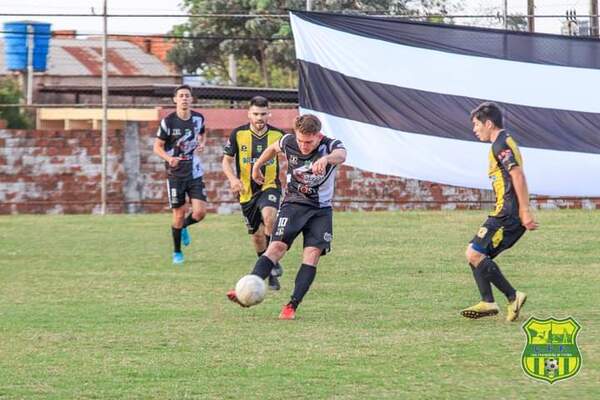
[1,12,599,19]
[0,30,293,41]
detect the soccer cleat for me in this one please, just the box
[268,275,281,291]
[279,303,296,320]
[172,251,184,264]
[506,291,527,322]
[226,289,249,308]
[460,301,499,319]
[181,227,191,247]
[271,262,284,278]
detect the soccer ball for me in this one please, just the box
[235,275,266,307]
[545,358,559,373]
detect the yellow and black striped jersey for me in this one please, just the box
[223,124,284,204]
[488,130,523,218]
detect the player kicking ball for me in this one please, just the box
[227,114,346,319]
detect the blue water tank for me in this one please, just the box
[3,21,51,72]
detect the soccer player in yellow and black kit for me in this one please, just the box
[222,96,287,290]
[461,102,538,322]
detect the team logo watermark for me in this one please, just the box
[521,316,582,384]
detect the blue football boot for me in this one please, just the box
[172,251,185,265]
[181,227,191,247]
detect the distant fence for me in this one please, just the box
[1,122,599,214]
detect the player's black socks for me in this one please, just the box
[470,263,494,303]
[172,227,182,253]
[479,257,516,301]
[290,264,317,308]
[251,255,275,279]
[183,213,200,228]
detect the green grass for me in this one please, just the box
[0,210,598,399]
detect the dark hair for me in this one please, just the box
[470,102,503,128]
[249,96,269,108]
[173,84,193,97]
[294,114,321,134]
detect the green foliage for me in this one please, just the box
[0,77,31,129]
[0,211,598,398]
[168,0,459,88]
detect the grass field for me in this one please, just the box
[1,210,599,399]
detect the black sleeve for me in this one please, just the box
[156,117,169,140]
[199,113,206,135]
[493,138,520,171]
[327,138,345,153]
[278,133,293,153]
[223,130,238,157]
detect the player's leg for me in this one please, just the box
[250,225,268,255]
[227,202,304,306]
[171,206,187,264]
[242,197,278,289]
[279,208,331,320]
[261,203,284,289]
[168,178,187,264]
[181,177,207,246]
[495,221,528,321]
[279,246,321,320]
[226,240,288,306]
[461,219,501,318]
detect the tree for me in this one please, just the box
[168,0,461,88]
[462,4,527,31]
[0,77,31,129]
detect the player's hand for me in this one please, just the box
[252,166,265,185]
[311,157,328,175]
[168,156,182,167]
[229,179,244,195]
[520,209,539,230]
[252,168,265,185]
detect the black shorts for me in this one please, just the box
[166,176,207,209]
[241,188,281,234]
[470,216,526,259]
[272,202,333,255]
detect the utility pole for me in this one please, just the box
[503,0,508,29]
[591,0,599,37]
[26,25,34,105]
[100,0,108,215]
[528,0,535,33]
[306,0,312,11]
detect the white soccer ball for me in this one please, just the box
[235,274,266,307]
[545,358,559,372]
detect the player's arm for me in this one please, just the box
[312,148,347,175]
[197,131,207,152]
[252,141,282,185]
[153,138,180,167]
[222,154,243,195]
[277,152,288,191]
[509,166,538,230]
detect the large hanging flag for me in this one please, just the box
[290,11,600,196]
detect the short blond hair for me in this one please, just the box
[294,114,321,134]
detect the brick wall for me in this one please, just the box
[1,125,598,214]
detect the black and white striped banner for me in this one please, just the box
[290,11,600,196]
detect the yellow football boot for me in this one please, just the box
[460,301,500,319]
[506,291,527,322]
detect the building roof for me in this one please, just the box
[0,37,176,77]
